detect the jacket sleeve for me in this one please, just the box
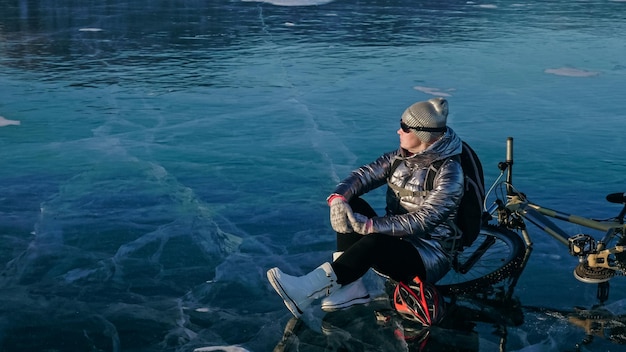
[372,157,464,238]
[332,151,398,200]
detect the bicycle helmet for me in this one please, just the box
[393,276,445,327]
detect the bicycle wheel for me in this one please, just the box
[436,225,526,295]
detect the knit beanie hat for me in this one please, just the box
[401,97,448,143]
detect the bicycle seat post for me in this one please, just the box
[506,137,514,196]
[617,204,626,225]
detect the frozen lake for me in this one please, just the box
[1,0,625,351]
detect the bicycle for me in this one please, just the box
[435,137,626,300]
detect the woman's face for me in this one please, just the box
[398,124,430,154]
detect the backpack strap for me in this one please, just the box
[424,155,464,248]
[423,158,446,191]
[460,141,486,202]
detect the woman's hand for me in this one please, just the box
[348,212,373,235]
[328,195,353,234]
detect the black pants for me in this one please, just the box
[331,197,426,285]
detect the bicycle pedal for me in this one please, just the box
[568,234,596,256]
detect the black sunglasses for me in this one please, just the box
[400,120,446,133]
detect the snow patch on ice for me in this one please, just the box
[413,86,455,97]
[544,67,600,77]
[241,0,334,6]
[194,346,251,352]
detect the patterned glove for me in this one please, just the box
[348,212,374,235]
[328,194,353,234]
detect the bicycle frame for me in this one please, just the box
[488,137,626,273]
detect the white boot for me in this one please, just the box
[267,262,338,318]
[320,252,371,312]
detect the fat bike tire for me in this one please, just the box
[436,225,526,295]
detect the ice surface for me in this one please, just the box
[1,0,625,351]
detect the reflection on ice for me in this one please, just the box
[520,299,626,349]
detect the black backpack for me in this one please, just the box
[388,141,486,248]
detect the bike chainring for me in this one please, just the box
[573,263,616,284]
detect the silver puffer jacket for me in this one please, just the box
[332,128,464,282]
